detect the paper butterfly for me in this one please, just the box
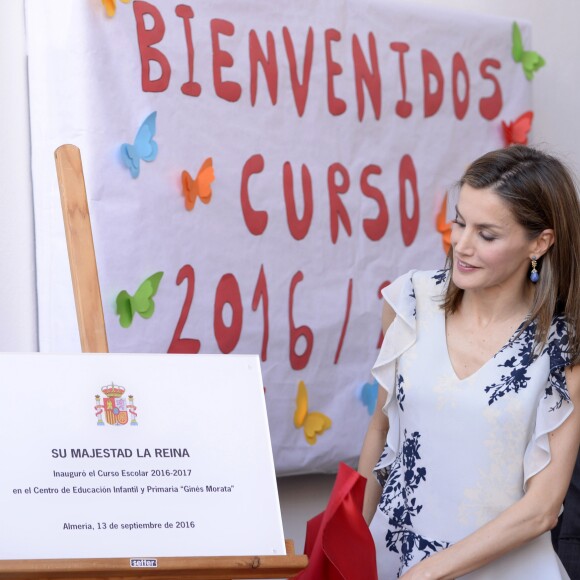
[182,158,215,210]
[120,112,158,178]
[358,378,379,416]
[294,380,332,445]
[436,193,452,255]
[502,111,534,146]
[115,272,164,328]
[512,22,545,80]
[102,0,131,18]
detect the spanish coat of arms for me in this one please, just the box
[94,383,138,426]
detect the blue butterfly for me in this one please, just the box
[358,378,379,415]
[120,112,158,178]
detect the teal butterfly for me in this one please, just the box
[358,378,379,415]
[512,22,545,80]
[120,112,158,178]
[116,272,164,328]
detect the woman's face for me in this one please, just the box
[450,184,537,294]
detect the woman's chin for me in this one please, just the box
[451,266,481,290]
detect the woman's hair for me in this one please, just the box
[443,145,580,364]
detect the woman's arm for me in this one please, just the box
[358,302,396,524]
[359,386,388,523]
[401,365,580,580]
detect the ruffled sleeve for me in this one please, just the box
[371,269,418,484]
[523,316,574,491]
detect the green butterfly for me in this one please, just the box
[512,22,545,80]
[116,272,164,328]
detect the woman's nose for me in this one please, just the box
[451,226,473,255]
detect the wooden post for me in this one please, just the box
[54,144,108,353]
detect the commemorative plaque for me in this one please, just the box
[0,353,286,560]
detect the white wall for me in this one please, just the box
[2,0,579,557]
[0,0,37,352]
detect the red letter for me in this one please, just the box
[421,49,444,117]
[211,19,241,102]
[214,274,243,354]
[175,5,201,97]
[452,52,469,120]
[325,29,347,116]
[249,30,278,106]
[252,266,269,362]
[391,42,412,118]
[289,271,314,370]
[240,154,268,235]
[334,279,353,364]
[328,163,352,244]
[479,58,502,120]
[168,265,201,354]
[361,164,388,241]
[283,27,314,117]
[133,1,171,92]
[283,162,313,241]
[352,33,381,121]
[399,155,420,246]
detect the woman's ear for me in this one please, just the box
[530,229,555,259]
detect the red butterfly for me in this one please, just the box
[502,111,533,146]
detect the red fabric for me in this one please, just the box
[295,462,378,580]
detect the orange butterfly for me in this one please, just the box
[436,193,452,255]
[294,380,332,445]
[181,158,215,211]
[102,0,131,18]
[502,111,533,146]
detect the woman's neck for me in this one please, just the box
[457,283,534,327]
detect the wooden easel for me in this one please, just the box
[0,145,307,580]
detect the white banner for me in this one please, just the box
[25,0,532,474]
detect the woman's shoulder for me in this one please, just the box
[415,269,449,289]
[382,269,449,300]
[544,314,571,367]
[379,269,448,324]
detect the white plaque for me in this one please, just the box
[0,353,286,559]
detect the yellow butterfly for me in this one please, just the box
[102,0,131,18]
[294,381,332,445]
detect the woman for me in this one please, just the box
[359,145,580,579]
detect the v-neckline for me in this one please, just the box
[443,313,527,383]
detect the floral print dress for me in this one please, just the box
[370,270,572,579]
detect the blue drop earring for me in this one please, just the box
[530,257,539,283]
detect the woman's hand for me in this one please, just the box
[399,562,444,580]
[399,558,455,580]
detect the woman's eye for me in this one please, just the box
[480,232,496,241]
[451,218,465,227]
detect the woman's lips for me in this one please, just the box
[456,258,479,272]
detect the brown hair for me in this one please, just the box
[443,145,580,364]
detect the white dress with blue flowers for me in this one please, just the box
[370,270,572,579]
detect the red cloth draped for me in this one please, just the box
[295,462,378,580]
